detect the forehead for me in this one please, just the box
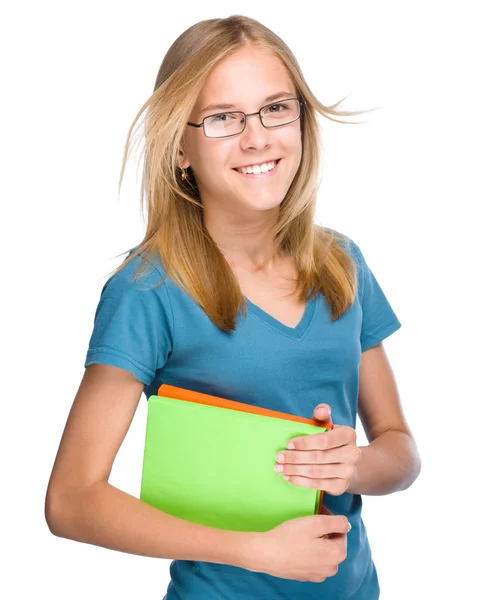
[195,46,295,113]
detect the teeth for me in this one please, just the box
[237,160,277,175]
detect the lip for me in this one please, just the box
[232,158,282,178]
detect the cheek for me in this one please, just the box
[284,135,302,172]
[198,142,233,174]
[189,148,219,179]
[282,126,302,157]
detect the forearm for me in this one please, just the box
[46,481,255,568]
[347,430,422,496]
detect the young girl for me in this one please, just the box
[45,14,421,600]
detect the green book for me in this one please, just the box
[140,384,332,533]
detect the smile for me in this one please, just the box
[232,159,281,178]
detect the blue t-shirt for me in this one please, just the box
[84,229,401,600]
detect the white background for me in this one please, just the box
[2,1,498,598]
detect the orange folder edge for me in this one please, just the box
[156,383,333,515]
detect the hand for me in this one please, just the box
[274,404,362,496]
[243,504,350,582]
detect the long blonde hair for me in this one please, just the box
[108,15,376,331]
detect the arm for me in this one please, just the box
[347,343,422,496]
[45,364,256,568]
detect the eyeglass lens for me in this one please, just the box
[204,99,300,138]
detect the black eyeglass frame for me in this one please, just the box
[186,98,305,138]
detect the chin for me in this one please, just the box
[245,195,283,212]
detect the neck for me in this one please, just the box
[202,208,281,274]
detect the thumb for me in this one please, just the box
[318,505,352,537]
[313,403,332,425]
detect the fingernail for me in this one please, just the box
[348,522,352,531]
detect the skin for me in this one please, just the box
[178,44,302,275]
[180,46,420,497]
[43,45,419,585]
[276,345,421,498]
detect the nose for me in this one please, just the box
[240,112,271,147]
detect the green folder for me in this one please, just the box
[140,384,332,533]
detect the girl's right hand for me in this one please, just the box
[245,505,350,583]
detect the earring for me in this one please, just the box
[181,167,187,180]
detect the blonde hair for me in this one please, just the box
[108,14,376,332]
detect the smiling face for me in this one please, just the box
[179,45,303,220]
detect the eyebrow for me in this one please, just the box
[199,91,295,115]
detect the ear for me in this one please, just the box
[177,148,191,170]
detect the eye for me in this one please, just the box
[266,102,289,113]
[206,112,240,124]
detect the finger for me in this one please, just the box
[281,445,355,465]
[312,403,333,425]
[318,514,351,538]
[282,473,350,495]
[287,425,355,451]
[281,462,353,481]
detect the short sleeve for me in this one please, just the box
[84,254,174,385]
[352,241,402,352]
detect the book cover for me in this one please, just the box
[140,384,332,532]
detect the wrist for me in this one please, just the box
[346,446,364,495]
[235,531,266,573]
[210,530,264,572]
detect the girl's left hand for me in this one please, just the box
[274,403,362,496]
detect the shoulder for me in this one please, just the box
[317,225,361,260]
[94,247,174,327]
[111,246,169,290]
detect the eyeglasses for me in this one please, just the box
[186,98,305,139]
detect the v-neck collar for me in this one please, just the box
[244,293,318,341]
